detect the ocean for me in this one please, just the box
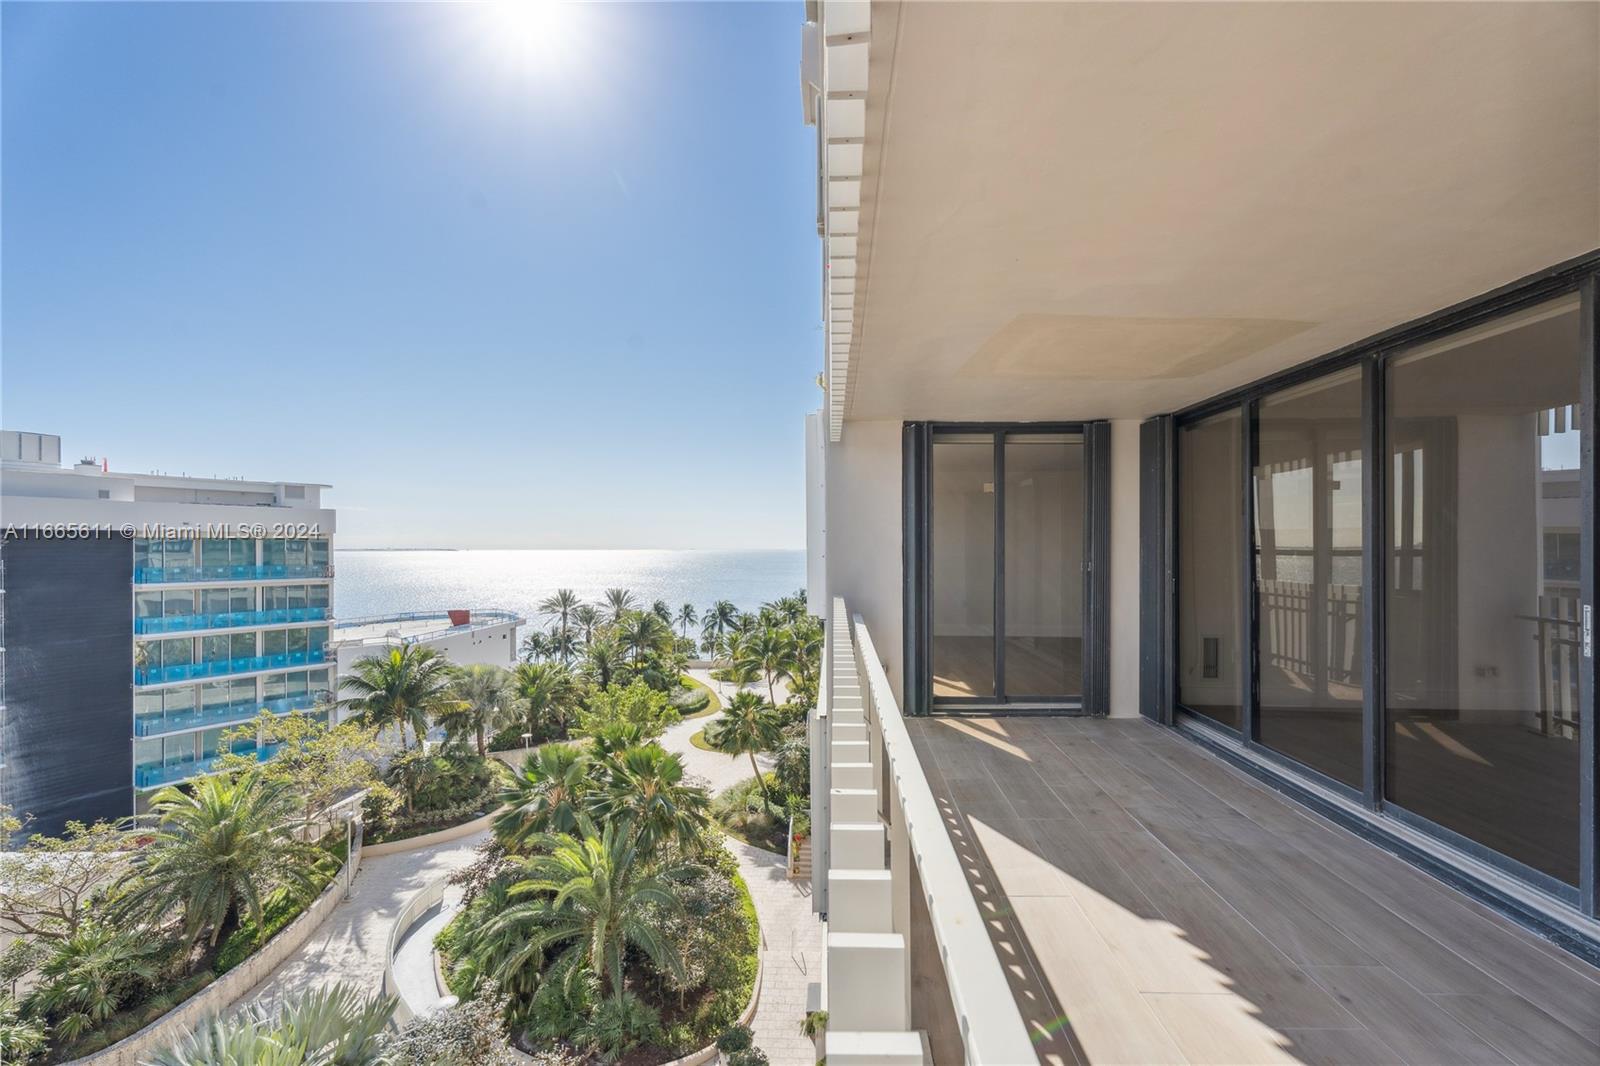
[333,549,807,627]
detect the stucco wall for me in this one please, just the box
[824,419,907,706]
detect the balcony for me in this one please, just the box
[133,564,332,584]
[134,691,331,737]
[133,606,329,634]
[819,599,1600,1063]
[134,647,327,686]
[134,742,284,790]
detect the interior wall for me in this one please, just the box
[825,419,907,708]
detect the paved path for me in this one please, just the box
[668,675,822,1066]
[236,831,487,1014]
[727,839,824,1066]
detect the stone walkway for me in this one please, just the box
[668,672,821,1066]
[235,830,487,1014]
[726,839,824,1066]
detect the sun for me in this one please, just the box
[474,0,579,75]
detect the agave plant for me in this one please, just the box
[148,982,396,1065]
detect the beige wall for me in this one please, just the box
[1108,419,1142,718]
[825,419,907,707]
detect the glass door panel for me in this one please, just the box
[1384,295,1583,886]
[931,435,996,699]
[1003,434,1084,698]
[1254,368,1364,787]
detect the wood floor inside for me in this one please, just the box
[932,635,1083,699]
[906,715,1600,1066]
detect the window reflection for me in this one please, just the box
[1255,368,1365,788]
[1385,295,1582,885]
[1178,409,1244,729]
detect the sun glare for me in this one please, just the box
[473,0,580,76]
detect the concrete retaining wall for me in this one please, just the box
[384,876,451,1028]
[361,806,500,857]
[77,857,359,1065]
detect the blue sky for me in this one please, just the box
[2,1,821,549]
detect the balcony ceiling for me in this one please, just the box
[841,1,1600,424]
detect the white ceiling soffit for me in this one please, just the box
[816,0,870,440]
[836,3,1598,425]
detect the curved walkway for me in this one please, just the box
[668,673,822,1066]
[235,830,487,1014]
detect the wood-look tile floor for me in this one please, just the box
[905,715,1600,1066]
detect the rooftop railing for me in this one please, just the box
[816,597,1036,1064]
[331,608,524,647]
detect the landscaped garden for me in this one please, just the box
[0,588,820,1065]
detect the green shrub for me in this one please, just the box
[574,680,680,741]
[717,1024,754,1053]
[578,992,660,1061]
[670,684,711,715]
[729,1048,770,1066]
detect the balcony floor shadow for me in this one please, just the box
[905,715,1600,1065]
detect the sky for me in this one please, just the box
[1,1,821,549]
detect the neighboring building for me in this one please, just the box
[330,608,522,724]
[798,3,1600,1063]
[0,430,336,836]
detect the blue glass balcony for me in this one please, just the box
[134,691,332,737]
[133,742,283,789]
[133,607,328,634]
[134,647,326,685]
[134,564,332,584]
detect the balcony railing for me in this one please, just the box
[134,606,329,634]
[134,564,332,584]
[134,742,284,790]
[815,597,1036,1064]
[134,691,331,737]
[134,647,327,686]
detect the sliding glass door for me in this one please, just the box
[1384,294,1584,888]
[1169,267,1597,907]
[924,427,1093,709]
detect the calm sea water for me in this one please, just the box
[333,549,806,626]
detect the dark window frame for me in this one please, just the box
[903,420,1111,716]
[1160,249,1600,920]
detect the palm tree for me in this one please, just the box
[701,600,738,658]
[594,745,709,853]
[488,820,688,1004]
[722,628,756,685]
[442,664,515,757]
[149,982,394,1066]
[540,589,581,657]
[651,599,673,624]
[604,587,636,624]
[494,743,593,845]
[336,644,461,751]
[675,603,698,640]
[573,604,602,646]
[546,625,579,664]
[737,626,798,706]
[114,772,324,950]
[28,923,161,1043]
[705,691,783,813]
[619,610,669,667]
[514,660,581,740]
[520,630,552,662]
[583,637,625,690]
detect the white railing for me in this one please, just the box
[818,596,1037,1065]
